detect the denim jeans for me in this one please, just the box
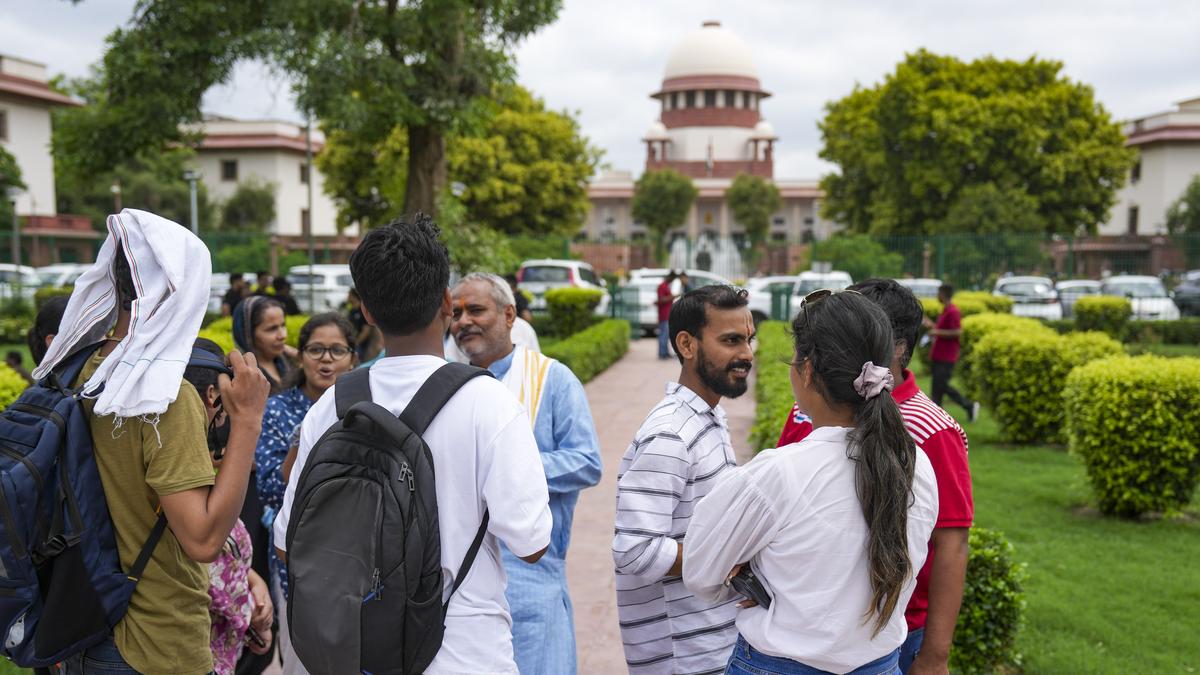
[726,635,901,675]
[898,628,924,673]
[657,320,671,358]
[57,636,138,674]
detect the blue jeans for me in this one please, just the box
[898,628,924,673]
[657,320,671,358]
[726,635,901,675]
[57,636,138,674]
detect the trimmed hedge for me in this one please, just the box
[972,330,1123,444]
[1124,318,1200,345]
[0,365,28,409]
[542,319,629,384]
[1074,295,1131,338]
[198,314,309,355]
[545,288,603,338]
[1065,355,1200,516]
[951,527,1027,674]
[748,321,792,452]
[958,313,1055,397]
[956,290,1014,315]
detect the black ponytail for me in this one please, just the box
[791,292,917,636]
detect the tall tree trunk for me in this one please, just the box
[404,123,447,218]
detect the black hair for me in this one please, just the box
[349,213,450,336]
[5,351,21,366]
[256,271,269,279]
[848,279,925,370]
[114,244,137,311]
[791,292,916,636]
[285,312,357,391]
[250,297,285,333]
[229,272,244,283]
[938,283,954,299]
[28,295,69,366]
[273,276,291,294]
[183,337,226,401]
[668,285,749,364]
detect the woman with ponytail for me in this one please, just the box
[684,290,938,674]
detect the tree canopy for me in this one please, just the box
[1166,175,1200,235]
[59,0,562,218]
[631,169,697,263]
[819,49,1134,236]
[0,146,26,231]
[726,173,782,248]
[219,178,276,231]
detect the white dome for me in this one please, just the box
[753,120,776,138]
[663,21,758,81]
[644,120,669,140]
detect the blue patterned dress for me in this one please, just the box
[255,386,314,598]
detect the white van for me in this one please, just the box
[287,264,354,314]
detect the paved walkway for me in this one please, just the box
[567,336,757,673]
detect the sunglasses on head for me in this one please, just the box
[799,288,862,311]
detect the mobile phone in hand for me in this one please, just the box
[728,566,772,609]
[246,626,267,649]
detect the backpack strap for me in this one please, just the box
[45,342,106,394]
[399,362,491,435]
[444,511,490,614]
[126,512,169,583]
[334,368,373,419]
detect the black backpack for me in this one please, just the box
[285,363,492,675]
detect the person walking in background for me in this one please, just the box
[223,273,249,316]
[925,284,980,422]
[655,271,678,359]
[505,273,534,323]
[252,271,272,296]
[271,276,303,316]
[254,313,357,675]
[613,286,755,674]
[450,272,602,675]
[684,290,939,674]
[774,279,973,673]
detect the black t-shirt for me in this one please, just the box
[222,287,245,312]
[278,294,302,316]
[514,291,530,316]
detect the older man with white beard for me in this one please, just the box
[450,272,603,675]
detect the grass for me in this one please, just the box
[912,366,1200,674]
[1125,342,1200,358]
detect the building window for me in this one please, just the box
[1131,159,1141,184]
[301,208,311,234]
[704,90,717,107]
[804,216,815,225]
[300,163,310,184]
[725,90,736,108]
[0,110,7,141]
[771,232,786,242]
[1127,206,1139,235]
[221,160,238,181]
[772,216,786,227]
[685,91,696,108]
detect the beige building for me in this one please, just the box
[583,21,831,264]
[1102,96,1200,235]
[189,117,342,237]
[0,54,78,217]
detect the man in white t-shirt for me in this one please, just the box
[273,216,552,674]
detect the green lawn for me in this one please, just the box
[914,369,1200,673]
[1125,342,1200,358]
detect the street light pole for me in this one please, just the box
[183,170,199,235]
[305,112,315,313]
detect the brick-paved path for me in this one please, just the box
[567,337,758,673]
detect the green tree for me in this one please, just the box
[59,0,562,219]
[1166,174,1200,234]
[811,233,904,281]
[0,146,26,232]
[726,173,782,270]
[819,49,1134,236]
[220,178,276,231]
[437,192,521,275]
[631,169,697,263]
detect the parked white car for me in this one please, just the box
[516,259,610,316]
[208,273,231,315]
[287,264,354,314]
[790,270,854,310]
[623,268,732,335]
[35,263,90,288]
[0,264,39,302]
[1054,279,1102,319]
[993,276,1063,321]
[897,278,942,299]
[1100,275,1180,320]
[744,275,804,325]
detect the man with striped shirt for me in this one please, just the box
[613,286,755,674]
[776,279,973,675]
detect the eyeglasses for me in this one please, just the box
[302,344,352,360]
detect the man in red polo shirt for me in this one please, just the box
[924,283,980,422]
[777,279,973,675]
[656,271,679,359]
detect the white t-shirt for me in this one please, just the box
[274,355,552,674]
[683,426,939,673]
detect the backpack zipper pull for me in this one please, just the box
[398,464,415,492]
[368,567,382,601]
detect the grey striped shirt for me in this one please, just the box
[613,383,740,674]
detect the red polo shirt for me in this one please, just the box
[930,302,963,363]
[657,280,673,323]
[775,370,974,631]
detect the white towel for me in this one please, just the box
[32,209,212,418]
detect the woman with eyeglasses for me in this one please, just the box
[683,290,939,674]
[254,312,357,675]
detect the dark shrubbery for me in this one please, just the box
[1065,355,1200,516]
[545,287,603,338]
[951,528,1027,674]
[542,319,629,384]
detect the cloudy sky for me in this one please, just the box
[3,0,1198,180]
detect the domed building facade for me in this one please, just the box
[584,21,837,274]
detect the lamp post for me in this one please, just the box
[182,170,199,235]
[111,180,122,212]
[305,113,315,313]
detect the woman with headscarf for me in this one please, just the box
[232,295,292,393]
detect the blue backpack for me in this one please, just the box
[0,344,227,668]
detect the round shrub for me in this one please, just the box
[1074,295,1131,338]
[958,313,1055,397]
[920,297,943,322]
[545,288,603,338]
[957,290,1014,315]
[950,527,1026,675]
[972,330,1123,444]
[1065,355,1200,516]
[0,364,28,409]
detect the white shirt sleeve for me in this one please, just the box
[612,433,689,582]
[272,391,337,551]
[480,412,552,558]
[683,466,781,603]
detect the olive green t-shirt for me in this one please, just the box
[79,352,215,675]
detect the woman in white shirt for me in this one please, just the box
[684,290,938,674]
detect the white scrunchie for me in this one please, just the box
[853,362,894,400]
